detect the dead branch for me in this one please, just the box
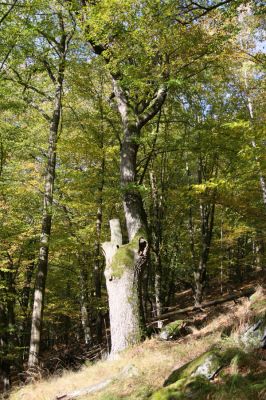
[149,287,256,323]
[55,365,138,400]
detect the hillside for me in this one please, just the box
[9,285,266,400]
[1,1,265,397]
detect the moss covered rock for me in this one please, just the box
[164,349,223,386]
[239,319,266,350]
[151,376,213,400]
[159,320,185,341]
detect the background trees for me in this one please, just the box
[0,0,265,392]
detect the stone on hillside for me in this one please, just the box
[164,349,222,387]
[150,350,223,400]
[159,320,186,341]
[239,319,266,350]
[151,376,213,400]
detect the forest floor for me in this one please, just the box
[9,276,266,400]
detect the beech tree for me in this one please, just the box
[1,0,77,370]
[0,0,265,389]
[77,0,244,351]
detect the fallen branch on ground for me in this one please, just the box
[149,287,255,324]
[55,364,138,400]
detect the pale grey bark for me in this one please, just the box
[28,81,63,369]
[0,305,10,393]
[112,77,166,240]
[94,111,105,341]
[28,14,70,368]
[79,261,92,345]
[149,170,163,317]
[105,78,165,350]
[241,41,266,207]
[102,219,142,355]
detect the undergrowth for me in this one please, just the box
[9,286,266,400]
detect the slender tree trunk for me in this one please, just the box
[251,139,266,207]
[21,262,35,312]
[194,157,216,306]
[80,282,92,345]
[149,170,163,317]
[94,110,105,342]
[0,255,16,391]
[194,200,215,306]
[27,16,70,367]
[79,256,92,345]
[243,70,266,207]
[28,78,64,369]
[94,203,103,343]
[0,295,10,393]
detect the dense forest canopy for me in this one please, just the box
[0,0,265,392]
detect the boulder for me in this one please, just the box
[151,376,213,400]
[150,349,224,400]
[164,349,222,386]
[239,319,266,350]
[159,320,188,341]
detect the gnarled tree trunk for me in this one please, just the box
[102,219,148,355]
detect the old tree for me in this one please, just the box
[0,0,265,392]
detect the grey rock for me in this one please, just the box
[191,354,221,380]
[240,319,266,350]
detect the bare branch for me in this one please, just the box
[138,85,167,129]
[6,68,53,100]
[175,0,235,25]
[0,45,14,72]
[0,0,18,25]
[41,59,56,84]
[23,97,51,121]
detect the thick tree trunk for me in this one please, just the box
[112,76,164,241]
[103,219,145,354]
[28,81,63,369]
[120,135,146,240]
[102,219,149,355]
[102,75,165,354]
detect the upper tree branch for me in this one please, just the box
[137,85,167,129]
[112,77,130,129]
[175,0,235,25]
[0,0,18,25]
[23,97,51,121]
[6,68,53,100]
[0,45,14,72]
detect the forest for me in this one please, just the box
[0,0,265,398]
